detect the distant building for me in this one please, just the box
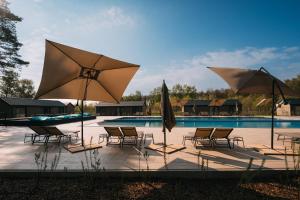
[0,97,65,118]
[276,99,300,116]
[65,102,75,114]
[183,99,242,116]
[182,100,211,115]
[96,101,146,116]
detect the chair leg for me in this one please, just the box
[227,139,231,149]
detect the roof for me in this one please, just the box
[0,97,65,107]
[96,101,145,107]
[184,100,211,106]
[278,98,300,105]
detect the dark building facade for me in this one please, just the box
[96,101,146,116]
[65,103,75,114]
[183,99,242,116]
[182,100,211,115]
[0,97,65,118]
[277,98,300,116]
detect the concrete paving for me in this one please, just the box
[0,116,300,171]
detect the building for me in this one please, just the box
[183,99,242,116]
[96,101,146,116]
[182,100,211,115]
[65,102,75,114]
[276,99,300,116]
[0,97,65,118]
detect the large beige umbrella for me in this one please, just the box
[35,40,139,149]
[208,67,298,149]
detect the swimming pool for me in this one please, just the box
[98,117,300,128]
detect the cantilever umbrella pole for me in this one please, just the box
[81,99,84,146]
[271,79,275,149]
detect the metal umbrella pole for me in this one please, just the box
[271,79,275,149]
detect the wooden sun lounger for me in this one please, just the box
[28,126,50,145]
[120,127,144,147]
[104,127,123,147]
[44,127,79,144]
[182,128,214,146]
[210,128,233,149]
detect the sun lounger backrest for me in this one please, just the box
[104,127,123,137]
[120,127,138,137]
[195,128,214,138]
[44,127,64,136]
[212,128,233,139]
[29,126,49,135]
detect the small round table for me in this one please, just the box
[232,136,245,148]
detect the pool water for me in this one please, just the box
[98,117,300,128]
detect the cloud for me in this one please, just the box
[125,47,300,94]
[75,6,137,31]
[17,5,139,92]
[189,47,290,67]
[19,27,57,88]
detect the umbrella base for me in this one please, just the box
[145,143,186,154]
[64,143,102,153]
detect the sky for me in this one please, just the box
[8,0,300,95]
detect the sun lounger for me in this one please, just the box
[210,128,233,149]
[28,126,50,144]
[182,128,214,146]
[120,127,144,147]
[104,127,123,147]
[43,127,79,144]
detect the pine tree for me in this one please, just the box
[0,0,29,73]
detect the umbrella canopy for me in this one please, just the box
[35,40,139,102]
[208,67,298,149]
[35,40,139,148]
[161,80,176,146]
[208,67,295,96]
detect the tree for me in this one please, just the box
[149,86,161,103]
[182,84,197,99]
[122,90,142,101]
[15,79,35,98]
[285,75,300,94]
[171,84,184,99]
[0,69,18,97]
[0,0,29,73]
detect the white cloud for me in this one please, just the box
[76,6,137,32]
[189,47,287,67]
[125,47,300,95]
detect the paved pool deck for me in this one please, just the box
[0,116,300,172]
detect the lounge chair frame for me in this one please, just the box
[182,128,214,147]
[120,127,144,147]
[104,127,123,147]
[210,128,233,149]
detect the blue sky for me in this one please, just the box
[9,0,300,95]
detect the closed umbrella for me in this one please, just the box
[161,80,176,147]
[145,80,185,154]
[208,67,298,149]
[35,40,139,151]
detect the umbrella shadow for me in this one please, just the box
[182,147,270,170]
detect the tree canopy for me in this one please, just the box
[0,0,29,72]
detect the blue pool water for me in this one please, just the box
[98,117,300,128]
